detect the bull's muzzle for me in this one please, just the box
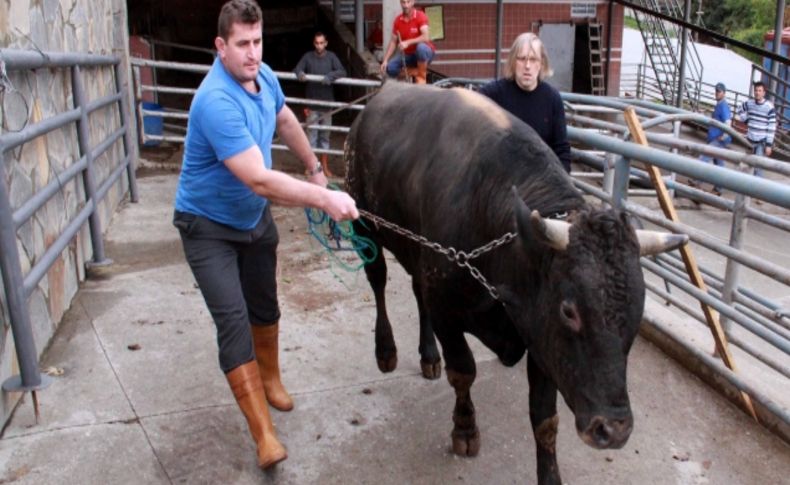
[578,413,633,449]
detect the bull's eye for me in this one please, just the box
[559,300,582,333]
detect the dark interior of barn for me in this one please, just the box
[126,0,354,117]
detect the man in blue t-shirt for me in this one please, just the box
[698,82,732,195]
[173,0,357,470]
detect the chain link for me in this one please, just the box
[358,208,516,301]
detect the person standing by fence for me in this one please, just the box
[698,82,732,195]
[379,0,435,84]
[294,32,347,177]
[738,80,776,177]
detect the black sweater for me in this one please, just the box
[478,79,571,172]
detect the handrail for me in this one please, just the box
[0,48,137,419]
[130,57,381,147]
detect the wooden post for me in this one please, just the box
[623,107,758,421]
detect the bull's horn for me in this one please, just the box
[637,230,688,255]
[530,210,570,251]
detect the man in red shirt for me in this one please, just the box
[379,0,435,84]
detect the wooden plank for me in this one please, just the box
[622,107,758,421]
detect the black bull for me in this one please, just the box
[344,82,685,484]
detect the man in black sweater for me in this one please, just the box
[294,32,347,176]
[478,33,571,173]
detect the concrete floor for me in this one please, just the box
[0,171,788,484]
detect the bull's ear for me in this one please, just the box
[513,186,537,247]
[636,230,688,255]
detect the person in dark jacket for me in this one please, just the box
[478,32,571,173]
[294,32,347,176]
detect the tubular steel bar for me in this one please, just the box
[72,65,110,266]
[641,259,790,356]
[624,202,790,286]
[675,0,691,108]
[568,126,790,208]
[1,50,118,70]
[643,255,790,355]
[644,281,790,379]
[12,156,88,228]
[0,152,52,394]
[655,252,790,336]
[495,0,504,79]
[642,311,790,429]
[573,148,790,231]
[0,109,82,152]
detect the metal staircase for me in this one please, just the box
[588,23,606,95]
[631,0,703,109]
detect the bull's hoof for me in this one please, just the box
[451,427,480,457]
[420,359,442,380]
[376,353,397,373]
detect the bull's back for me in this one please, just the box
[347,83,546,222]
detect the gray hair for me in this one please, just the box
[504,32,553,81]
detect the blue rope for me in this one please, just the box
[304,201,378,272]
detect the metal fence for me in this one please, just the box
[0,49,137,416]
[130,58,380,156]
[621,61,790,158]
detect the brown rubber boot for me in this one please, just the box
[251,323,294,411]
[415,61,428,84]
[226,361,288,468]
[320,153,333,177]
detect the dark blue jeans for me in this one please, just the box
[751,140,767,177]
[699,137,730,191]
[385,43,435,77]
[174,206,280,372]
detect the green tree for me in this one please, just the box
[702,0,776,61]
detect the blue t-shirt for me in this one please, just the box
[175,57,285,230]
[707,98,732,143]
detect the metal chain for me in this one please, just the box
[358,208,516,301]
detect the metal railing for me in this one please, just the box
[0,48,137,416]
[630,0,704,109]
[621,62,790,159]
[130,57,380,156]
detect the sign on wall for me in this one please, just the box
[571,3,597,18]
[424,5,445,41]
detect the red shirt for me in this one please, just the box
[392,9,435,55]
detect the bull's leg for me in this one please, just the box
[527,353,562,485]
[363,245,397,372]
[434,325,479,456]
[412,279,441,379]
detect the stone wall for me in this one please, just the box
[0,0,135,425]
